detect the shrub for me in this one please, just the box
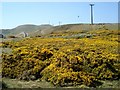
[2,30,119,87]
[8,35,16,38]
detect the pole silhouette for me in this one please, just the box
[90,4,94,25]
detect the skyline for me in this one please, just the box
[0,2,118,29]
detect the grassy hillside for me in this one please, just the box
[0,23,118,37]
[51,23,118,33]
[1,29,119,88]
[1,24,52,37]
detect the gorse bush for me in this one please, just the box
[8,35,16,38]
[2,48,52,80]
[2,30,120,87]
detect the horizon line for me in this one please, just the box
[0,22,119,29]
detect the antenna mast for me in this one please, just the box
[90,4,94,25]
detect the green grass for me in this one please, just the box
[2,78,55,88]
[2,78,120,88]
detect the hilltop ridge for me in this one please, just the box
[0,23,118,37]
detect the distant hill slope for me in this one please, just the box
[0,24,52,36]
[33,23,118,36]
[52,23,118,32]
[0,23,118,37]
